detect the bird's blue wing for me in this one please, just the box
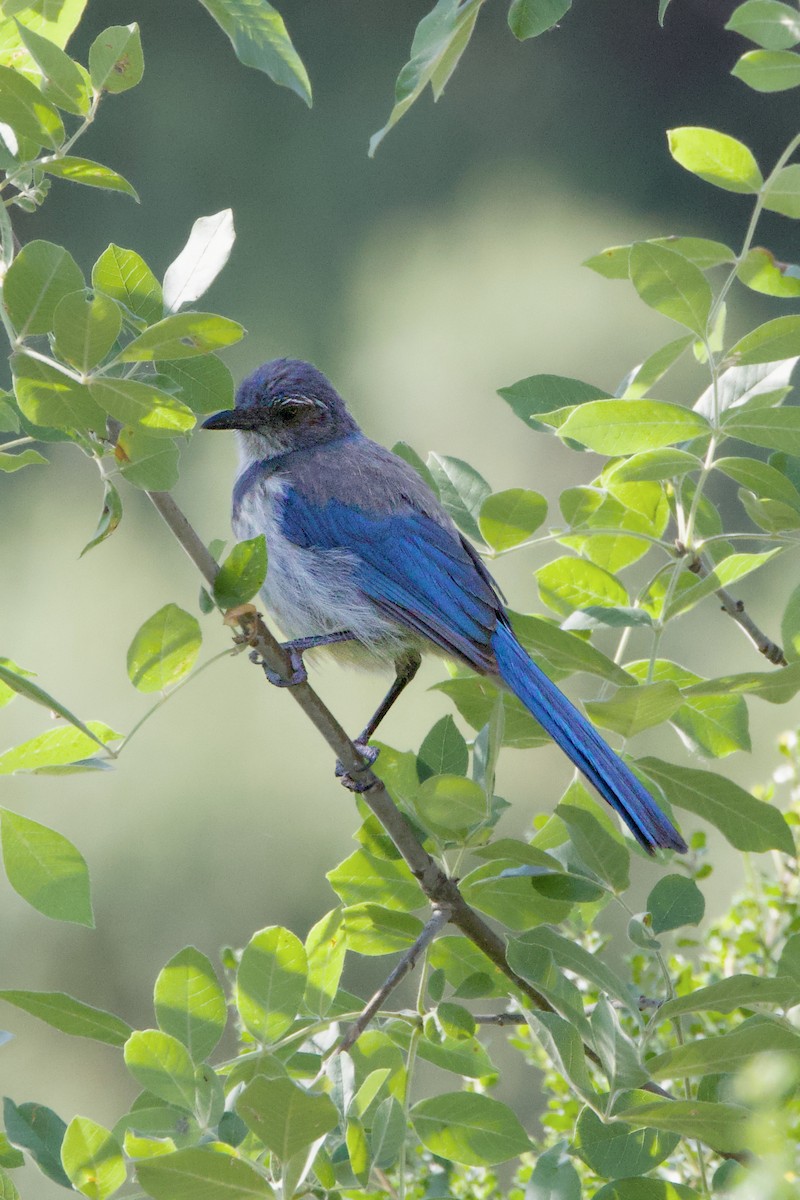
[280,487,500,671]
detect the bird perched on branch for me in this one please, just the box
[203,358,686,855]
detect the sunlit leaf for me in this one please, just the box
[88,23,143,93]
[410,1092,530,1166]
[197,0,311,105]
[732,47,800,91]
[0,809,93,925]
[667,126,763,193]
[127,604,202,693]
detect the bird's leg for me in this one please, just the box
[336,651,422,792]
[256,630,357,687]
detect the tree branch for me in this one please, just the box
[337,904,452,1056]
[678,545,787,666]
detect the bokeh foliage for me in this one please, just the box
[1,0,800,1197]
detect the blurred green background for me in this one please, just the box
[1,0,798,1187]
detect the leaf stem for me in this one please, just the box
[118,648,235,754]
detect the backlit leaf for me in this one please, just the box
[127,604,202,692]
[0,809,93,925]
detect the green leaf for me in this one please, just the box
[657,974,800,1022]
[629,241,713,335]
[92,244,163,324]
[304,907,346,1017]
[137,1147,272,1198]
[162,209,236,313]
[622,335,695,398]
[590,995,648,1091]
[574,1105,678,1180]
[0,989,130,1045]
[434,677,549,749]
[509,612,632,684]
[392,440,440,495]
[526,1142,581,1200]
[557,803,630,890]
[667,126,763,193]
[88,23,143,93]
[730,317,800,364]
[558,399,709,455]
[732,47,800,90]
[238,1074,337,1159]
[327,847,420,911]
[664,549,781,619]
[537,556,628,615]
[625,658,751,758]
[585,680,683,738]
[508,0,571,39]
[61,1117,125,1200]
[593,1182,698,1200]
[43,155,139,199]
[0,447,46,472]
[724,404,800,455]
[681,661,800,703]
[11,354,103,434]
[156,355,234,413]
[0,808,92,925]
[410,1092,530,1166]
[3,1098,70,1187]
[605,448,701,483]
[343,903,424,954]
[726,0,800,49]
[763,163,800,218]
[527,1010,597,1102]
[118,311,245,361]
[717,454,800,506]
[647,873,704,933]
[498,373,608,431]
[0,720,119,775]
[636,756,795,853]
[154,947,226,1064]
[0,62,63,148]
[124,1029,197,1111]
[427,452,491,542]
[212,535,267,608]
[53,289,121,371]
[127,604,202,693]
[417,715,468,780]
[478,487,547,550]
[236,925,307,1042]
[0,1167,19,1200]
[115,426,181,491]
[737,247,800,297]
[14,21,90,115]
[197,0,311,105]
[585,238,734,280]
[89,378,195,436]
[783,582,800,660]
[647,1018,800,1079]
[613,1091,750,1152]
[4,240,83,337]
[369,0,484,155]
[516,926,638,1014]
[416,774,487,834]
[0,662,109,752]
[371,1097,405,1169]
[81,478,122,556]
[504,942,590,1034]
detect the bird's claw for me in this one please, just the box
[335,742,380,792]
[260,647,308,688]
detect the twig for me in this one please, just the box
[337,904,452,1056]
[678,544,787,666]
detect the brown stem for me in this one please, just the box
[679,545,787,666]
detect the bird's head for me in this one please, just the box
[202,358,359,458]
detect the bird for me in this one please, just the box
[203,358,687,855]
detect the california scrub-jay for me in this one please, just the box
[203,358,686,855]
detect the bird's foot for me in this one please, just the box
[335,742,380,792]
[258,646,308,688]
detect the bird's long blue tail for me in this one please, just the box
[491,621,687,854]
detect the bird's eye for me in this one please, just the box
[275,401,306,424]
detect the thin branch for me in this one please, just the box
[679,545,787,666]
[336,904,452,1056]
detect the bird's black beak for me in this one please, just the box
[202,409,242,430]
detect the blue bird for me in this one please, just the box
[203,358,686,855]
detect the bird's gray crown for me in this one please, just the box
[202,357,360,457]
